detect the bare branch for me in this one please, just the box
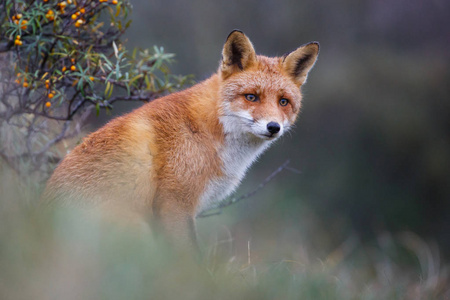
[197,160,298,218]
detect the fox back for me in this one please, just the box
[43,30,319,250]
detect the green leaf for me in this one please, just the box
[115,4,121,17]
[105,81,111,98]
[107,83,114,99]
[112,41,119,59]
[129,74,143,87]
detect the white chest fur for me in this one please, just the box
[196,131,271,215]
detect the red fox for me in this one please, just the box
[43,30,319,250]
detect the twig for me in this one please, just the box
[197,159,298,218]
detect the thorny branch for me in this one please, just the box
[197,160,302,218]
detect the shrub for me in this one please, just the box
[0,0,189,178]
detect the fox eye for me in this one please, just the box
[245,94,258,102]
[279,98,289,106]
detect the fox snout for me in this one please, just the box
[250,119,285,140]
[261,120,283,139]
[267,121,281,135]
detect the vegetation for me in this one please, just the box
[0,170,449,299]
[0,0,189,177]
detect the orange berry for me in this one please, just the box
[23,82,28,88]
[15,79,21,84]
[16,35,20,39]
[14,39,22,46]
[75,19,83,27]
[89,76,95,81]
[80,8,85,14]
[76,11,81,16]
[112,0,118,4]
[45,102,51,108]
[46,10,54,19]
[59,1,67,8]
[71,14,77,20]
[14,20,19,25]
[70,65,76,71]
[62,66,67,72]
[48,93,54,99]
[16,14,22,19]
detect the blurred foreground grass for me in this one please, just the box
[1,166,449,300]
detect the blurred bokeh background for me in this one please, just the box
[103,0,450,259]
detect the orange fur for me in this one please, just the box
[42,31,319,251]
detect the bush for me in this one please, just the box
[0,0,189,177]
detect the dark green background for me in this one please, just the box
[102,0,450,256]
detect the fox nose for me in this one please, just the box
[267,122,281,134]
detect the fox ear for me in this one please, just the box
[283,42,319,86]
[220,30,257,79]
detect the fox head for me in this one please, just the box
[218,30,319,142]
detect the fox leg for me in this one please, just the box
[152,195,200,253]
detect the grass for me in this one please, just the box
[0,166,449,300]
